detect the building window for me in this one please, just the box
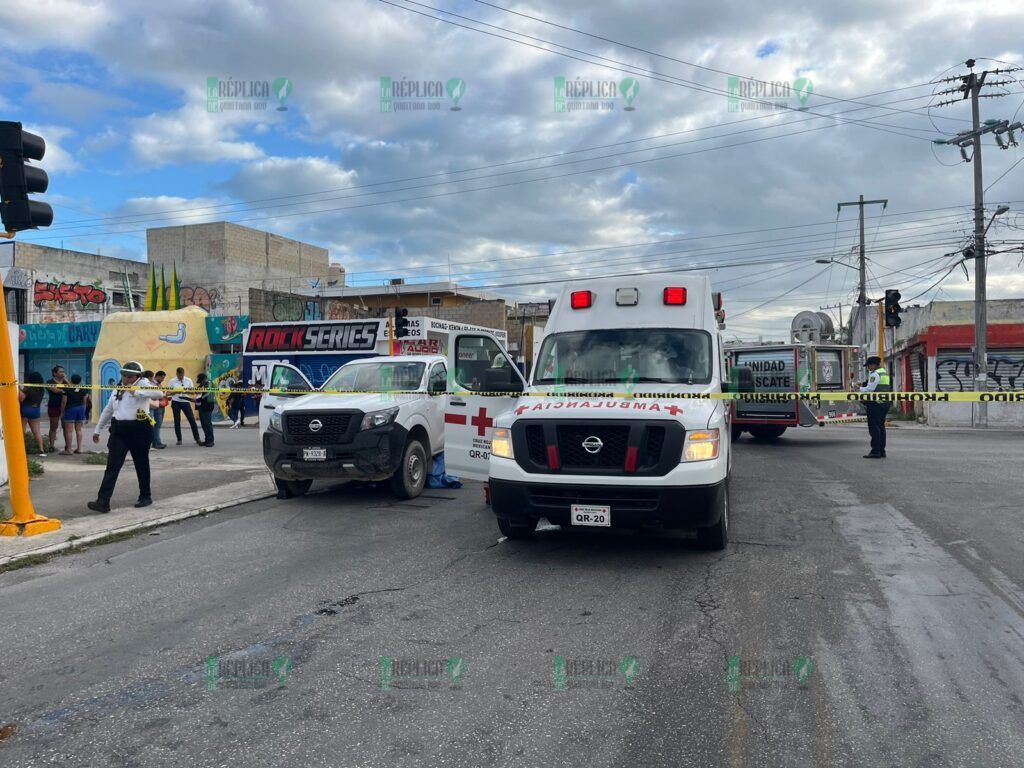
[5,288,28,324]
[430,296,442,306]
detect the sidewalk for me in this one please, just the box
[0,424,275,567]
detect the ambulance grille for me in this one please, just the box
[557,424,630,469]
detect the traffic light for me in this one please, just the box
[0,122,53,235]
[394,307,410,338]
[884,289,902,328]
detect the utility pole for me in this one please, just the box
[837,195,887,372]
[933,59,1021,428]
[819,302,850,340]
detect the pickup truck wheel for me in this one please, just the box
[497,516,536,540]
[275,477,312,499]
[730,424,743,441]
[390,438,427,499]
[748,425,787,441]
[696,481,729,550]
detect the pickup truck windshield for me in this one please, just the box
[324,362,426,392]
[533,328,713,385]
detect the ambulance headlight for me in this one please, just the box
[360,406,399,431]
[270,410,283,432]
[683,429,720,462]
[491,428,514,459]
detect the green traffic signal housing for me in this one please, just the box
[0,121,54,235]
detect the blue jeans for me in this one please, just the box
[151,406,166,447]
[198,408,214,446]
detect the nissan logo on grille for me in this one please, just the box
[581,436,604,454]
[308,419,323,433]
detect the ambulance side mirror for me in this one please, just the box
[730,366,755,394]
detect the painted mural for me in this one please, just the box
[182,286,221,311]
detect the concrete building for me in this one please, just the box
[148,222,343,316]
[869,299,1024,427]
[301,280,503,312]
[2,221,340,384]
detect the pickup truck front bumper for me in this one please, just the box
[263,423,409,483]
[488,477,726,530]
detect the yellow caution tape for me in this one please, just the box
[9,381,1024,402]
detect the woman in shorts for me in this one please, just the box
[60,373,90,455]
[19,371,47,457]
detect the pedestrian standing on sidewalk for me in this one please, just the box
[59,373,89,455]
[167,366,201,446]
[150,370,168,449]
[226,380,246,428]
[20,371,47,457]
[45,364,68,453]
[87,361,164,513]
[195,372,216,447]
[857,356,892,459]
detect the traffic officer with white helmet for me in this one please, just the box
[87,361,164,512]
[858,355,891,459]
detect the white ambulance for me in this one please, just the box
[443,275,748,549]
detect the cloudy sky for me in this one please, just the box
[2,0,1023,338]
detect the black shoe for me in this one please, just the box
[176,440,182,446]
[134,497,153,508]
[87,500,111,513]
[154,444,166,449]
[863,453,882,459]
[879,452,887,458]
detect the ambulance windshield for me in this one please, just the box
[533,328,712,386]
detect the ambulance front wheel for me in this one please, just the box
[497,516,537,540]
[696,480,729,550]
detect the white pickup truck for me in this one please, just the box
[260,355,449,500]
[441,275,751,549]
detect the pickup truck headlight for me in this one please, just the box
[359,406,399,431]
[491,427,514,459]
[270,410,283,432]
[683,429,720,462]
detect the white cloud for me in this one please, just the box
[130,107,265,167]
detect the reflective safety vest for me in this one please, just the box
[874,366,892,392]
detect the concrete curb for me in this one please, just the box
[0,481,276,569]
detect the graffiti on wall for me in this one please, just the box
[272,294,322,322]
[181,286,221,311]
[34,280,108,307]
[935,349,1024,392]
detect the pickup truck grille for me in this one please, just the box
[284,412,355,445]
[515,420,682,477]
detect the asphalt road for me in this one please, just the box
[2,424,1023,767]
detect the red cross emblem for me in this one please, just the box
[470,407,494,436]
[666,404,683,416]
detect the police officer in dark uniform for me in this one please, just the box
[858,356,891,458]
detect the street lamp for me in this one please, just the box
[815,258,860,270]
[984,205,1011,236]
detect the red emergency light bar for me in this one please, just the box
[570,290,594,309]
[663,287,687,305]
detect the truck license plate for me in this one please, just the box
[827,409,837,418]
[302,447,327,461]
[571,504,611,527]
